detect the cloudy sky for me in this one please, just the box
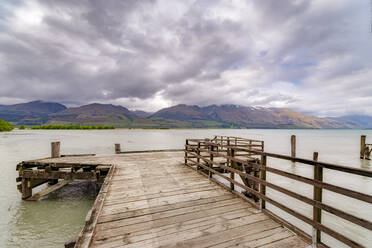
[0,0,371,116]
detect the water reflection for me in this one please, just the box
[6,182,96,248]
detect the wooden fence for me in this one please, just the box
[184,136,372,248]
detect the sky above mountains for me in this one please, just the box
[0,0,371,116]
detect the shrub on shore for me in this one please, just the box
[18,125,26,130]
[0,119,14,132]
[30,125,115,130]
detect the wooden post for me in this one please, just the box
[230,148,235,191]
[361,135,366,159]
[260,155,267,211]
[115,144,121,154]
[184,140,189,165]
[291,135,296,160]
[312,152,322,247]
[51,142,60,158]
[21,178,32,199]
[196,142,200,170]
[209,144,214,178]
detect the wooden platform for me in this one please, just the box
[35,151,309,248]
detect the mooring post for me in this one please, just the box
[51,141,61,158]
[291,135,296,161]
[361,135,366,159]
[259,155,267,211]
[312,151,322,247]
[115,143,121,154]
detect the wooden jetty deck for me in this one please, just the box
[33,151,309,248]
[16,136,372,248]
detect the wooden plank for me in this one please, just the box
[96,199,249,233]
[209,227,292,248]
[100,189,230,216]
[257,236,309,248]
[21,170,97,180]
[131,219,280,248]
[92,214,274,248]
[93,208,255,247]
[27,179,72,201]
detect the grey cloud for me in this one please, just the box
[0,0,371,115]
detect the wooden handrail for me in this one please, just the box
[184,136,372,248]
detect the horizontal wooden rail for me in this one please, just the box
[184,136,372,248]
[189,147,372,204]
[187,151,372,231]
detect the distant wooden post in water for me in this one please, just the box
[51,142,60,158]
[291,135,296,161]
[115,143,121,154]
[360,135,366,159]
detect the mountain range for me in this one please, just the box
[0,100,371,129]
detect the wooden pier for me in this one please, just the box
[16,136,372,248]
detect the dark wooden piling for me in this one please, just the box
[50,142,60,185]
[115,143,121,154]
[21,178,32,199]
[361,135,366,159]
[51,142,60,158]
[291,135,296,160]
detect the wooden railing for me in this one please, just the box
[184,136,372,248]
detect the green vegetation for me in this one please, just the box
[0,119,14,131]
[30,125,115,130]
[18,125,26,130]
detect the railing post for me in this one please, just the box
[291,135,296,160]
[209,144,214,178]
[361,135,366,159]
[115,143,121,154]
[196,142,201,170]
[260,155,267,211]
[312,152,322,247]
[185,140,189,165]
[230,148,235,191]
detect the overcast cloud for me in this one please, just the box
[0,0,371,116]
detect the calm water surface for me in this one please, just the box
[0,129,371,247]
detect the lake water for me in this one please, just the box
[0,129,371,247]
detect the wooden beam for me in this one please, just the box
[21,178,32,199]
[27,180,72,201]
[21,170,97,180]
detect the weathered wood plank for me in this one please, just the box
[21,170,97,180]
[27,179,72,201]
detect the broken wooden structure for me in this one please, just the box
[16,142,108,200]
